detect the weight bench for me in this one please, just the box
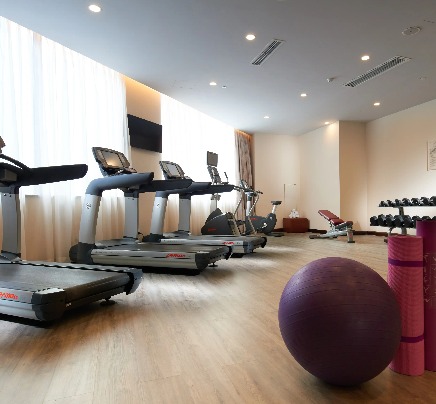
[309,210,355,243]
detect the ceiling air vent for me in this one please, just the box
[251,39,285,65]
[344,56,412,88]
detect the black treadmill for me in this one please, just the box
[146,160,267,255]
[0,139,142,321]
[69,147,231,273]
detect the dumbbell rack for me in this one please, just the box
[371,197,436,236]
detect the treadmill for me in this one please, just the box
[0,138,142,321]
[70,147,231,273]
[146,159,267,255]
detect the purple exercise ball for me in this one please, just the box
[278,257,401,386]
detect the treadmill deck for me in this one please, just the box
[159,234,267,254]
[91,243,231,270]
[0,261,141,321]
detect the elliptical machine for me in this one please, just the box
[201,151,241,236]
[239,180,284,237]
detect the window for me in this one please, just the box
[0,17,128,261]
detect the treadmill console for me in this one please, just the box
[159,161,186,180]
[92,147,136,176]
[206,151,227,185]
[0,166,18,184]
[206,151,218,167]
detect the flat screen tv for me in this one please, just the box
[127,114,162,153]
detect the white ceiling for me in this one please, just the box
[1,0,436,136]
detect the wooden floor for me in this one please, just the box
[0,234,435,403]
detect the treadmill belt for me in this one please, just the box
[0,263,130,302]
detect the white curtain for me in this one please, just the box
[0,17,128,261]
[161,95,238,234]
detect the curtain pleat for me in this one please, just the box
[234,130,254,219]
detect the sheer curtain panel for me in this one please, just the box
[0,17,128,261]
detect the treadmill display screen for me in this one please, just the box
[166,163,182,178]
[207,151,218,167]
[161,161,184,179]
[101,150,124,168]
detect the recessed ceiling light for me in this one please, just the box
[264,116,270,119]
[361,55,370,61]
[300,93,307,97]
[324,121,330,125]
[402,26,421,36]
[246,34,256,41]
[88,4,101,12]
[209,81,217,86]
[222,85,227,89]
[374,102,381,106]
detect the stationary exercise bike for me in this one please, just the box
[238,180,284,237]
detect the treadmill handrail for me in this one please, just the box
[156,181,212,198]
[0,159,88,188]
[85,172,154,196]
[181,183,234,197]
[137,178,193,193]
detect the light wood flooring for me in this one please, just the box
[0,234,435,404]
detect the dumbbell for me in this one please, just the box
[378,201,389,207]
[410,198,423,206]
[420,197,429,206]
[394,215,414,228]
[421,216,432,221]
[403,215,415,228]
[378,214,395,227]
[401,198,412,206]
[411,216,420,228]
[370,216,379,226]
[385,214,395,227]
[420,197,435,206]
[377,214,388,226]
[431,197,436,206]
[394,199,404,207]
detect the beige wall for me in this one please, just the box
[123,75,162,235]
[366,98,436,233]
[252,134,300,226]
[339,121,367,231]
[252,96,436,234]
[298,122,340,230]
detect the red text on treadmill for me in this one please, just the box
[166,253,186,258]
[0,292,18,300]
[223,241,234,245]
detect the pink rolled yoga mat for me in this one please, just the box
[387,235,424,376]
[416,220,436,371]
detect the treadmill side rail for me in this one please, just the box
[90,245,232,271]
[0,288,66,321]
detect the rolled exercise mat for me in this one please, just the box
[416,220,436,371]
[387,235,424,376]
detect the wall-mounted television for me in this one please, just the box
[127,114,162,153]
